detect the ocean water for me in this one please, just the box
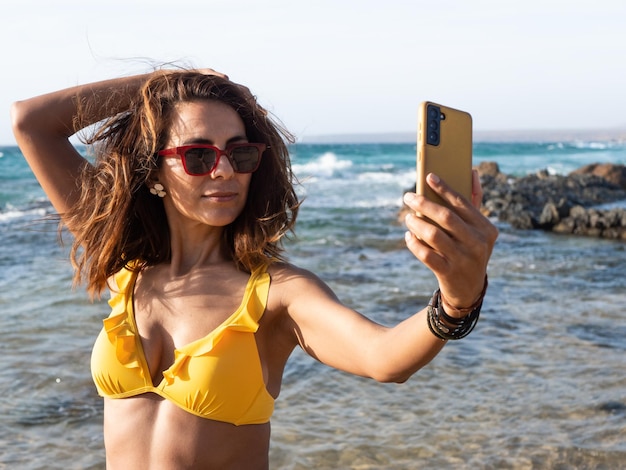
[1,139,625,469]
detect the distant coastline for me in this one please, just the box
[299,128,626,144]
[2,128,625,148]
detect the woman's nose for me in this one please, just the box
[211,152,235,179]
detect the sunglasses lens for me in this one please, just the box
[182,148,217,175]
[230,146,262,173]
[175,145,263,175]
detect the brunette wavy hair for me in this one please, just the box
[64,70,299,298]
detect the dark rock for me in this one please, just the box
[506,210,537,230]
[539,202,560,228]
[571,163,626,189]
[475,161,501,178]
[398,161,626,240]
[478,162,626,240]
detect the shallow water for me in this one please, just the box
[270,217,626,469]
[1,142,625,468]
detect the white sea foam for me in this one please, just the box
[573,141,609,150]
[292,152,353,178]
[0,207,47,223]
[357,172,398,183]
[356,168,414,187]
[547,143,565,151]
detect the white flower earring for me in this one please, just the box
[149,183,167,198]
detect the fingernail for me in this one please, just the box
[403,192,416,204]
[428,173,440,184]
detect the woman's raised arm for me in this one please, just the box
[10,75,152,214]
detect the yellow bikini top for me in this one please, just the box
[90,264,274,426]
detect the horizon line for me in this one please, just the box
[299,127,626,144]
[2,127,625,147]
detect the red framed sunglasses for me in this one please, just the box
[158,143,267,176]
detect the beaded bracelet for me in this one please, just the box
[426,276,487,341]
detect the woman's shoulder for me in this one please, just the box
[105,261,141,297]
[267,261,336,300]
[267,261,317,283]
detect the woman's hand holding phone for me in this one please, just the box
[404,161,498,317]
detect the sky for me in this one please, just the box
[2,0,625,145]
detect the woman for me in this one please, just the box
[11,68,498,469]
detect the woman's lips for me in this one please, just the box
[202,191,238,202]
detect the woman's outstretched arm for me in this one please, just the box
[275,171,498,382]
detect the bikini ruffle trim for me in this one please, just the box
[103,266,144,375]
[163,270,269,385]
[103,266,270,386]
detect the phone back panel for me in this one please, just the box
[417,101,473,207]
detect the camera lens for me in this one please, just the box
[428,120,438,130]
[428,131,438,142]
[428,108,438,119]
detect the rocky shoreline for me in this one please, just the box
[401,163,626,240]
[477,162,626,240]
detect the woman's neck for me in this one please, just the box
[166,222,231,276]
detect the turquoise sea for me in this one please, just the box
[1,139,625,469]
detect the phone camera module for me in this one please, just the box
[426,105,441,146]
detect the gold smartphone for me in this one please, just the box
[417,101,473,208]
